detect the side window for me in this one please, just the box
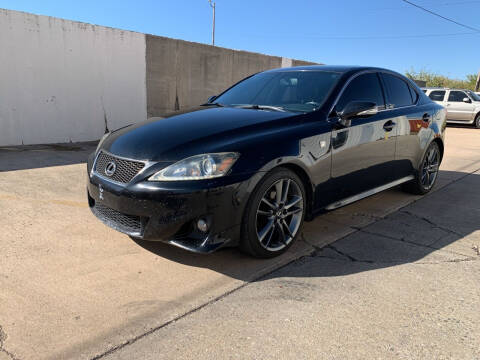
[336,73,385,111]
[448,91,467,102]
[428,90,446,101]
[382,73,414,108]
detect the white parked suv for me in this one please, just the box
[422,88,480,128]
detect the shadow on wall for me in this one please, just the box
[133,170,479,281]
[0,141,98,172]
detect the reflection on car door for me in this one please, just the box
[382,73,433,179]
[328,72,397,202]
[446,90,475,122]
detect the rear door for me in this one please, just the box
[330,72,397,200]
[445,90,475,122]
[382,73,434,179]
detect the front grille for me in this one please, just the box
[91,203,142,236]
[94,151,145,184]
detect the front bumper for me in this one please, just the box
[87,156,253,253]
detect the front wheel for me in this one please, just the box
[402,141,441,195]
[240,168,306,258]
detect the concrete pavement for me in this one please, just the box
[0,126,479,359]
[106,179,480,359]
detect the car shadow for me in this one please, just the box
[0,141,97,172]
[446,123,476,129]
[133,169,480,281]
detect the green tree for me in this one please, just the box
[405,68,477,90]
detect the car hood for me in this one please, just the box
[102,106,299,161]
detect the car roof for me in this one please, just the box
[264,65,396,74]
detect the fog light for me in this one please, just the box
[197,218,209,232]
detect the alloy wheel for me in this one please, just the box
[421,145,440,190]
[255,178,304,252]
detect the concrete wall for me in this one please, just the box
[146,35,290,116]
[0,9,317,146]
[0,9,147,146]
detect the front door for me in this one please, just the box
[330,72,397,200]
[446,90,475,122]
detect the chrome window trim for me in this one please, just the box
[328,69,420,118]
[91,150,154,186]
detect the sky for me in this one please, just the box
[1,0,479,79]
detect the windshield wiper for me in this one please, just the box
[236,104,286,112]
[201,102,224,107]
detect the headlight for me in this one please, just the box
[148,153,240,181]
[96,132,110,153]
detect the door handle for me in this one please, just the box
[422,113,431,122]
[383,120,395,132]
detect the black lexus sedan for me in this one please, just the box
[87,65,446,258]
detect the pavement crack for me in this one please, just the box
[0,326,20,360]
[400,210,464,237]
[90,168,480,359]
[472,244,480,256]
[325,244,374,263]
[414,257,479,265]
[355,228,472,258]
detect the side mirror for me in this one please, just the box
[338,101,378,121]
[207,95,217,103]
[463,97,471,103]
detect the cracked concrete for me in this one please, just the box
[0,326,18,360]
[0,127,479,359]
[103,164,480,360]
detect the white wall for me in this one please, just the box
[0,9,147,146]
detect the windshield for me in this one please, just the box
[467,90,480,101]
[213,70,341,113]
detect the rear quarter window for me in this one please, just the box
[408,85,419,103]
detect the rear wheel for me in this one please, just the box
[240,168,306,258]
[402,141,440,195]
[474,113,480,129]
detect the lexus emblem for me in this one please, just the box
[105,161,116,177]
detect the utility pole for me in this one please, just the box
[208,0,215,46]
[476,69,480,92]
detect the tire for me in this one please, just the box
[474,113,480,129]
[402,141,441,195]
[240,168,306,258]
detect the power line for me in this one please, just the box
[401,0,480,32]
[238,31,477,41]
[370,1,480,12]
[301,32,477,40]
